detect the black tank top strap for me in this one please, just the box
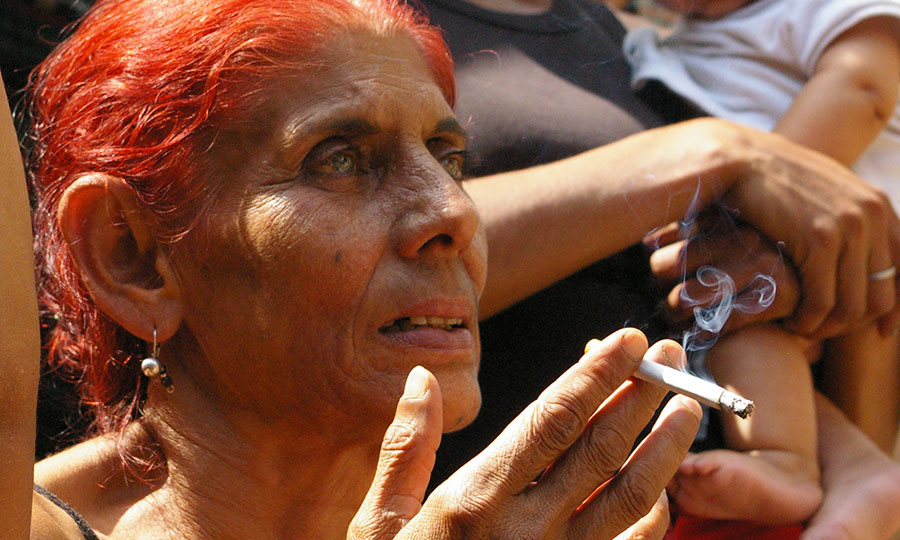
[33,484,101,540]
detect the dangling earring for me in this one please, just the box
[141,328,174,393]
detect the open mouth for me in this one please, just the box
[379,316,465,334]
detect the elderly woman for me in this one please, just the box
[0,0,898,539]
[2,0,704,538]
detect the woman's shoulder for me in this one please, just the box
[33,432,158,539]
[32,486,99,540]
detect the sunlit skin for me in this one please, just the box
[655,0,756,19]
[163,32,488,445]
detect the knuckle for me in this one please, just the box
[861,190,889,223]
[837,207,866,236]
[609,467,659,524]
[580,425,631,478]
[809,219,840,246]
[429,484,496,538]
[381,421,420,454]
[531,392,589,455]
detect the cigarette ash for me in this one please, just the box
[720,391,755,419]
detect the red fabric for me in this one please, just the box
[665,515,802,540]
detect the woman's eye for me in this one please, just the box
[441,153,464,180]
[310,148,358,175]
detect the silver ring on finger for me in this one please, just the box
[869,266,897,282]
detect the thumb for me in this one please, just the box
[348,366,443,540]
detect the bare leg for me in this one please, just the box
[819,325,900,453]
[671,324,823,525]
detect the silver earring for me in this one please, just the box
[141,328,174,393]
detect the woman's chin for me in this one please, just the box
[438,373,482,433]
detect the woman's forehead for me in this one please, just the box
[269,33,456,138]
[206,30,460,172]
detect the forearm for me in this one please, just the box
[466,118,750,318]
[0,74,40,538]
[775,16,900,167]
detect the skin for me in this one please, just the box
[654,0,756,19]
[0,71,41,540]
[9,29,702,540]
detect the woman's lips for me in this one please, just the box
[379,315,465,333]
[378,318,474,350]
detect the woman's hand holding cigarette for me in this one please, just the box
[351,329,701,540]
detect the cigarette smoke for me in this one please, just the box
[666,198,779,358]
[680,266,776,353]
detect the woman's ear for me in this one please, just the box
[57,173,183,342]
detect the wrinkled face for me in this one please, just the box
[656,0,755,18]
[170,31,487,441]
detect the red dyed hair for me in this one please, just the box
[26,0,455,440]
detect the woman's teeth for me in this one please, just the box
[380,316,464,333]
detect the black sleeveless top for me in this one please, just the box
[34,484,100,540]
[417,0,708,487]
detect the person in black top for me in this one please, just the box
[417,1,900,538]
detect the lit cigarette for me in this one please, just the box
[584,339,754,419]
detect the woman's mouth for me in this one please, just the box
[379,316,465,333]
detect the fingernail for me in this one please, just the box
[404,366,429,398]
[675,395,702,423]
[648,242,683,273]
[584,338,601,354]
[621,330,646,363]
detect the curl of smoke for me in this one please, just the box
[680,266,777,353]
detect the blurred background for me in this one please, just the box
[2,0,92,104]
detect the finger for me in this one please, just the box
[785,236,839,336]
[530,340,684,512]
[643,221,686,252]
[348,366,442,540]
[877,305,900,337]
[809,232,868,339]
[662,254,797,332]
[876,206,900,335]
[569,394,701,539]
[611,490,670,540]
[649,239,689,286]
[864,201,895,321]
[460,329,647,500]
[648,219,753,287]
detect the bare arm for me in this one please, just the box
[0,73,41,538]
[466,118,740,318]
[775,16,900,167]
[467,117,900,338]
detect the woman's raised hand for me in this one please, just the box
[349,329,701,540]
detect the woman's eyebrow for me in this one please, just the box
[433,117,467,140]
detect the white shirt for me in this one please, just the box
[624,0,900,207]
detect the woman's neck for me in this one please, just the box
[38,368,384,539]
[463,0,553,15]
[131,365,381,540]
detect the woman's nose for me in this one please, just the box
[393,160,481,261]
